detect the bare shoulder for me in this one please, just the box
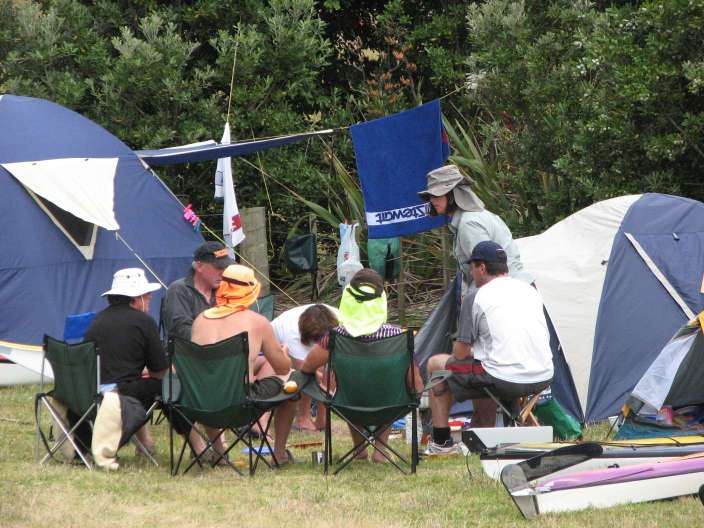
[192,312,207,327]
[190,313,208,343]
[245,309,272,328]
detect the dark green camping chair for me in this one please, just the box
[164,333,294,476]
[250,294,276,321]
[35,335,161,469]
[34,336,100,469]
[303,329,447,475]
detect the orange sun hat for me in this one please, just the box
[203,264,261,319]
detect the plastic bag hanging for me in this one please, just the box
[337,223,363,287]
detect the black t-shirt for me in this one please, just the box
[84,304,168,385]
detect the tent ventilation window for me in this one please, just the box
[1,157,120,261]
[28,189,98,260]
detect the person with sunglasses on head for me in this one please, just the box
[190,264,297,466]
[302,268,424,463]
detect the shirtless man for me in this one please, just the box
[190,264,296,465]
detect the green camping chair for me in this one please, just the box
[34,336,100,469]
[164,333,294,476]
[481,385,550,428]
[35,335,161,469]
[303,329,448,475]
[250,294,276,321]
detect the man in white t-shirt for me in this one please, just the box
[272,304,338,431]
[426,241,553,454]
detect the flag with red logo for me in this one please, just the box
[215,122,245,256]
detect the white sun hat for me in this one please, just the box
[101,268,161,297]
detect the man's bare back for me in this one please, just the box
[191,309,290,380]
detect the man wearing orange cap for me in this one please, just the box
[191,264,296,465]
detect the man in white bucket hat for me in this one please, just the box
[84,268,168,468]
[86,268,165,397]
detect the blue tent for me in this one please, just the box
[518,193,704,422]
[0,94,203,371]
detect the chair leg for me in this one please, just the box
[331,418,408,475]
[411,408,418,474]
[250,413,277,475]
[169,413,174,476]
[132,436,158,466]
[174,436,189,475]
[482,388,516,426]
[324,405,331,475]
[37,397,94,470]
[518,394,542,426]
[248,434,254,477]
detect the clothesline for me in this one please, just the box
[217,84,466,145]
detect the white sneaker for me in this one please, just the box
[424,440,465,456]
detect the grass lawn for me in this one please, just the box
[1,384,701,527]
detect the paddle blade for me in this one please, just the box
[500,464,539,519]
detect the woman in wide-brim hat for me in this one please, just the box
[418,164,533,427]
[418,164,532,296]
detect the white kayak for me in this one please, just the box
[502,443,704,518]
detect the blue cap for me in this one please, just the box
[468,241,507,264]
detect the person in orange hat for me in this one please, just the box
[190,264,296,465]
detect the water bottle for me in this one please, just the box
[404,412,422,444]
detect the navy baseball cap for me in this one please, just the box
[194,241,235,268]
[468,241,507,264]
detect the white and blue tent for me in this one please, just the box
[0,95,204,378]
[518,194,704,422]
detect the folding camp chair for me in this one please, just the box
[63,312,96,343]
[250,294,276,321]
[164,333,295,476]
[35,335,161,469]
[303,329,449,476]
[482,388,545,427]
[34,336,100,469]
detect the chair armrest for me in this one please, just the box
[290,370,314,390]
[298,369,332,403]
[251,370,315,406]
[421,369,453,393]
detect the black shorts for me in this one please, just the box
[445,357,551,402]
[117,377,162,409]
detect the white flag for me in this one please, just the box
[216,122,245,256]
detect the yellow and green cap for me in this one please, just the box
[337,281,387,337]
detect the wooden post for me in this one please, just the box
[239,207,270,296]
[397,237,406,326]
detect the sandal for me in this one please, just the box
[274,448,296,468]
